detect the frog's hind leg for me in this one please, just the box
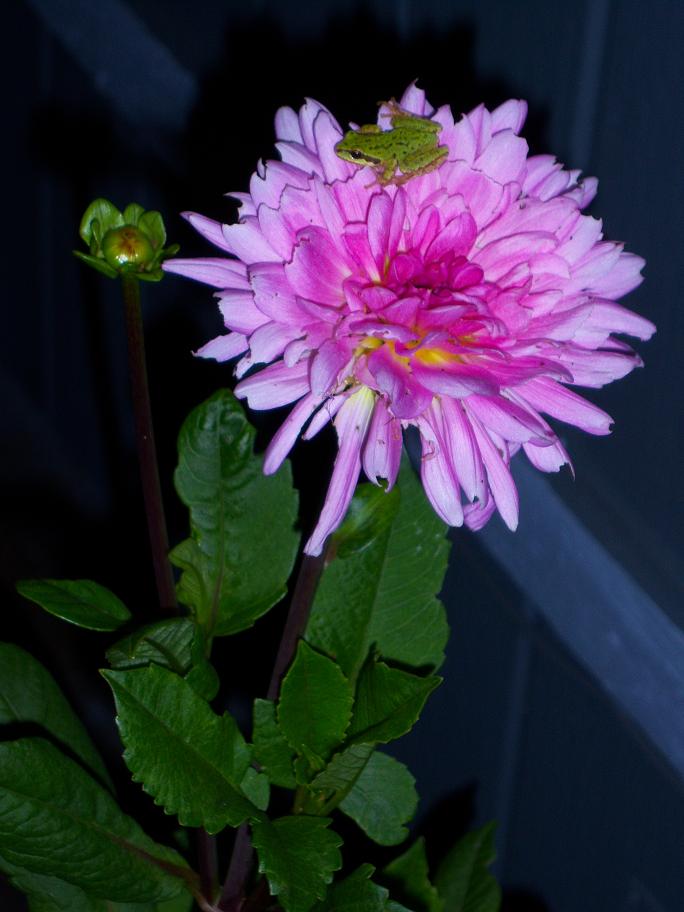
[396,145,448,184]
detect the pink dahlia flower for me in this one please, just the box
[166,83,654,555]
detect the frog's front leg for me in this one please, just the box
[372,154,400,185]
[396,144,448,183]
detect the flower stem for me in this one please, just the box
[217,551,327,911]
[121,275,177,613]
[266,553,326,701]
[122,276,219,903]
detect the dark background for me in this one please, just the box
[2,1,683,910]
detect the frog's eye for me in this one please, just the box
[349,151,366,160]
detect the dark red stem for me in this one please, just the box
[121,275,177,613]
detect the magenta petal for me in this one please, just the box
[425,211,477,261]
[466,394,554,444]
[367,347,433,419]
[304,387,375,555]
[302,394,346,440]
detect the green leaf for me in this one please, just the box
[0,738,188,903]
[306,461,449,684]
[107,619,219,700]
[72,250,119,278]
[107,619,195,674]
[347,659,441,746]
[171,390,299,636]
[339,752,417,846]
[308,744,374,795]
[79,198,122,246]
[138,210,166,248]
[313,864,388,912]
[0,859,102,912]
[16,579,131,632]
[103,666,259,833]
[240,766,270,811]
[253,698,296,789]
[434,823,501,912]
[278,642,353,770]
[383,838,442,912]
[0,642,111,789]
[122,203,145,226]
[252,814,343,912]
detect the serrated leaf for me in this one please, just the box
[347,660,441,746]
[309,744,373,795]
[0,738,188,903]
[107,619,195,673]
[253,698,296,789]
[434,823,501,912]
[313,864,388,912]
[339,752,417,846]
[0,642,111,789]
[171,390,299,636]
[383,838,442,912]
[79,199,122,245]
[278,642,352,770]
[306,461,449,684]
[184,658,220,700]
[103,665,258,833]
[17,579,130,632]
[252,815,342,912]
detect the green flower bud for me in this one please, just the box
[74,198,179,282]
[102,225,155,271]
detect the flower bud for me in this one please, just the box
[102,225,155,271]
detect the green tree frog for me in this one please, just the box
[334,100,448,185]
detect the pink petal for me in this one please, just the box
[466,394,554,444]
[274,106,302,142]
[221,217,280,263]
[263,392,323,475]
[304,387,375,555]
[418,405,464,526]
[218,290,269,334]
[362,398,402,488]
[467,415,519,531]
[195,332,248,361]
[285,227,350,305]
[249,262,309,323]
[474,130,529,184]
[398,81,433,116]
[234,360,310,409]
[163,257,250,289]
[310,339,351,395]
[183,212,233,253]
[441,397,486,503]
[515,376,613,435]
[491,99,528,135]
[314,110,350,183]
[302,394,346,440]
